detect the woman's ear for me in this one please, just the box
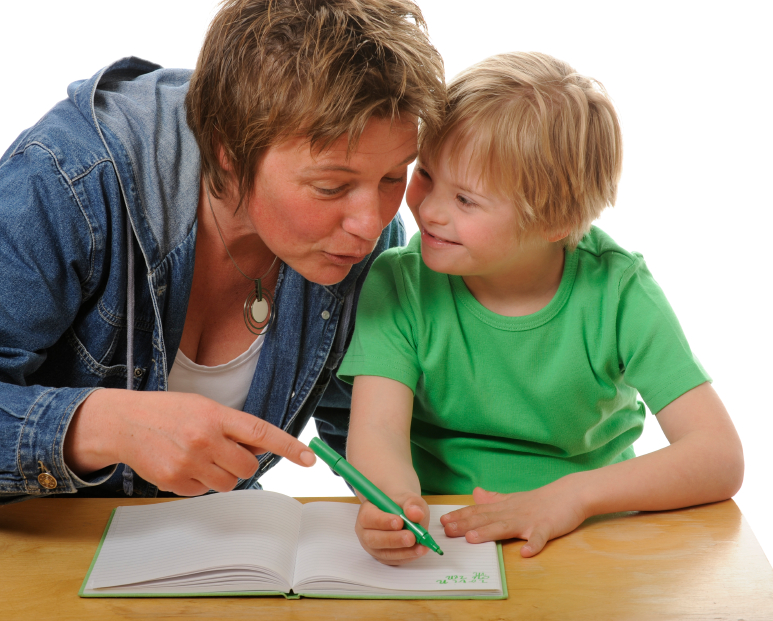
[214,137,234,173]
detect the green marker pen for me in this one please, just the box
[310,437,444,556]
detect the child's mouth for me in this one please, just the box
[422,227,461,246]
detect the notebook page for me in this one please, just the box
[88,490,302,590]
[293,503,502,594]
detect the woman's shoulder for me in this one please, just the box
[1,97,111,189]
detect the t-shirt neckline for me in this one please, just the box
[448,247,579,331]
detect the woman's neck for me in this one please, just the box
[198,179,277,278]
[178,178,279,366]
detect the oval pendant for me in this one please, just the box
[251,297,269,324]
[244,287,274,335]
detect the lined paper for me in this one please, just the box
[293,503,502,595]
[88,491,302,591]
[83,493,503,597]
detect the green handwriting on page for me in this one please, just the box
[437,572,491,584]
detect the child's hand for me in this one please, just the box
[354,493,431,565]
[440,483,587,557]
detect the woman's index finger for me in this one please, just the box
[221,409,315,466]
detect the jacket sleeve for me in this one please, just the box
[313,213,407,457]
[0,136,116,503]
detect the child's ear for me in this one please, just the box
[543,230,570,243]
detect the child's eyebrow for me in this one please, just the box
[455,182,487,200]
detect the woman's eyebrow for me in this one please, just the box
[397,152,419,166]
[299,152,418,176]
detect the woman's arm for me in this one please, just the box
[347,375,431,565]
[440,382,744,556]
[64,388,316,497]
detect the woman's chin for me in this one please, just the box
[294,261,354,286]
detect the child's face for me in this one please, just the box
[406,141,544,279]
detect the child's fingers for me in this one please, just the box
[357,502,405,531]
[354,500,430,565]
[463,519,516,544]
[361,527,417,551]
[365,542,429,566]
[440,505,474,527]
[441,493,502,527]
[520,530,549,557]
[472,486,507,505]
[402,499,428,526]
[441,507,499,538]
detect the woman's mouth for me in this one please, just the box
[323,252,369,265]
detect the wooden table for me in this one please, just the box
[1,496,772,620]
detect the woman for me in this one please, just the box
[0,0,444,502]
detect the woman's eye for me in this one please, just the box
[381,174,406,185]
[313,185,346,196]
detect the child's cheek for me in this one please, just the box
[405,174,427,216]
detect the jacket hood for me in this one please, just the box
[67,57,199,271]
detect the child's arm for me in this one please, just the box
[347,375,431,565]
[440,382,744,557]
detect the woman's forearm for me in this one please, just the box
[64,388,315,495]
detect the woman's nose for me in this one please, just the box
[343,193,384,242]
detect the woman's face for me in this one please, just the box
[246,116,418,285]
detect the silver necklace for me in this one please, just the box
[206,187,279,335]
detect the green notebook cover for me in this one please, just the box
[79,495,508,600]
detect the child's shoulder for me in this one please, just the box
[576,226,645,279]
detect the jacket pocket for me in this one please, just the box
[65,327,136,388]
[28,326,146,390]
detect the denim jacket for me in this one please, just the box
[0,57,404,503]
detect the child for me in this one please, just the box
[337,51,744,565]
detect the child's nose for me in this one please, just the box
[419,193,447,225]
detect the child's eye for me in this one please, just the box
[415,166,432,181]
[456,194,477,208]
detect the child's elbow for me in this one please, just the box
[717,440,745,499]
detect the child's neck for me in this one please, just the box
[462,241,566,318]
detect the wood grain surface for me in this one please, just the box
[1,495,771,620]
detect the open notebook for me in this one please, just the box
[80,490,507,599]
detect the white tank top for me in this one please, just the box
[167,334,265,411]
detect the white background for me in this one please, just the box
[2,1,771,561]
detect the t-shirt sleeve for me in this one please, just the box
[616,256,711,414]
[337,250,421,391]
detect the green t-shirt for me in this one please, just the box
[338,228,710,494]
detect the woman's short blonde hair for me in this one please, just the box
[187,0,445,207]
[419,52,622,248]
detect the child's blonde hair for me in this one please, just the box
[419,52,622,248]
